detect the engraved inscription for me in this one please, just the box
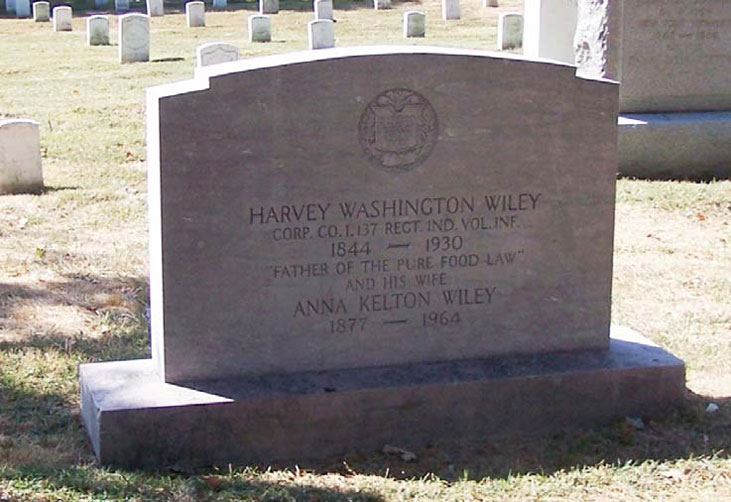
[247,191,542,337]
[358,88,438,172]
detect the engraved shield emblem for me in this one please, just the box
[359,88,439,172]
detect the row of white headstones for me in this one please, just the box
[27,1,524,65]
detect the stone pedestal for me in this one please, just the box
[80,327,684,469]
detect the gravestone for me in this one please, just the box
[442,0,459,21]
[259,0,278,14]
[213,0,226,9]
[574,0,731,178]
[80,46,685,468]
[483,0,498,6]
[0,119,43,195]
[52,6,72,31]
[374,0,390,10]
[403,11,425,38]
[498,13,523,50]
[196,42,239,67]
[248,15,271,42]
[523,0,577,62]
[87,15,110,46]
[146,0,164,17]
[15,0,29,17]
[114,0,129,11]
[32,1,49,22]
[118,13,149,63]
[308,19,333,49]
[186,1,205,27]
[314,0,332,21]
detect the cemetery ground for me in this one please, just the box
[0,2,730,500]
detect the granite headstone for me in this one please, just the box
[80,46,685,469]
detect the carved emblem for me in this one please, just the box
[358,88,438,172]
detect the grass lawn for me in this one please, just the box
[1,0,730,500]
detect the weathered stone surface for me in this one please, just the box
[403,11,425,38]
[144,46,618,383]
[619,112,731,179]
[523,0,577,62]
[118,13,149,63]
[0,119,43,195]
[314,0,333,21]
[308,19,334,49]
[146,0,163,17]
[15,0,29,17]
[114,0,129,11]
[374,0,390,10]
[442,0,459,20]
[80,326,685,468]
[498,12,523,50]
[87,15,109,46]
[32,1,49,22]
[576,0,731,113]
[259,0,278,14]
[186,1,204,27]
[196,42,239,67]
[248,15,271,42]
[52,6,72,32]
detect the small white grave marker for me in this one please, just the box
[314,0,332,20]
[15,0,30,17]
[87,15,110,46]
[196,42,239,67]
[119,13,149,63]
[308,19,334,49]
[374,0,390,10]
[52,6,72,31]
[114,0,129,11]
[147,0,164,17]
[186,1,205,27]
[442,0,459,20]
[259,0,278,14]
[498,13,523,50]
[0,119,43,196]
[403,11,425,38]
[32,1,49,22]
[248,15,271,43]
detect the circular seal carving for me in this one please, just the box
[358,88,438,172]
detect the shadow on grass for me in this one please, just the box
[40,185,80,193]
[0,275,729,496]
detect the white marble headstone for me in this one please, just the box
[52,6,72,31]
[403,11,425,38]
[196,42,239,67]
[0,119,43,195]
[248,15,271,42]
[374,0,390,10]
[32,1,49,22]
[308,19,334,49]
[87,15,110,46]
[147,0,164,17]
[186,1,205,27]
[314,0,332,20]
[119,13,149,63]
[498,13,523,50]
[442,0,459,20]
[15,0,30,17]
[259,0,278,14]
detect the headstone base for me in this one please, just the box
[619,112,731,180]
[80,326,684,469]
